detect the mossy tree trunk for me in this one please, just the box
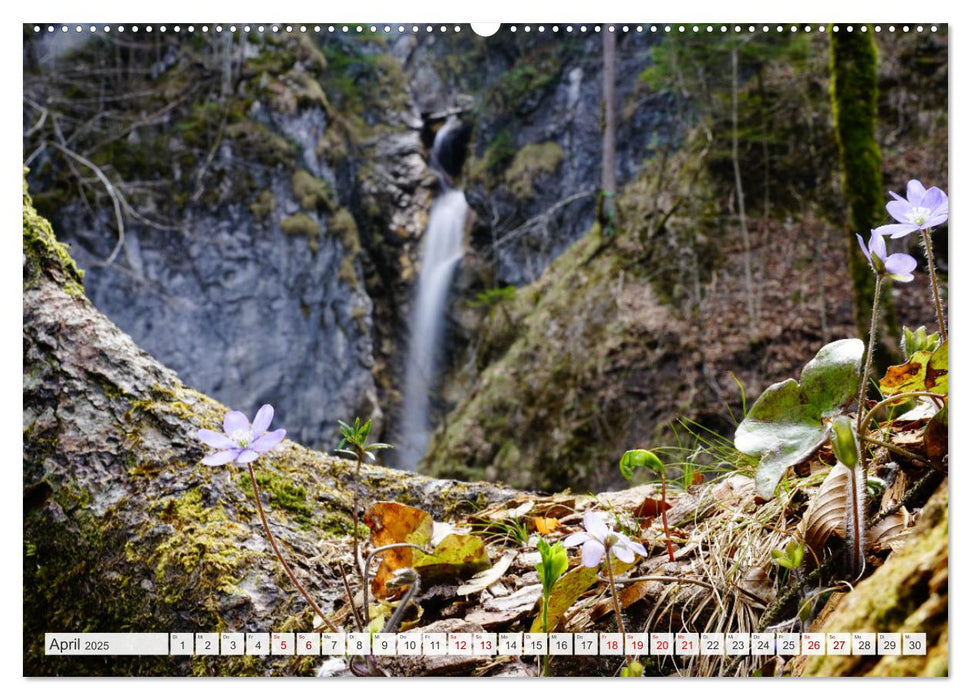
[22,180,522,676]
[829,25,898,356]
[799,481,948,677]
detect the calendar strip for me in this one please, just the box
[43,632,928,657]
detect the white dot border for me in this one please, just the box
[29,24,942,35]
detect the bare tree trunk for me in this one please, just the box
[599,25,617,233]
[730,41,757,340]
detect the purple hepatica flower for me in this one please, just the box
[873,179,948,239]
[562,511,647,568]
[857,231,917,282]
[198,404,286,465]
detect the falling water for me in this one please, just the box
[398,120,469,469]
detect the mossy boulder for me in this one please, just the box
[22,186,522,676]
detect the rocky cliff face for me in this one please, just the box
[25,29,673,460]
[24,27,948,492]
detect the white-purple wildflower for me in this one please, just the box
[873,179,948,239]
[198,404,286,465]
[857,231,917,282]
[562,511,647,568]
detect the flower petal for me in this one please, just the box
[611,544,635,563]
[925,212,948,229]
[888,189,906,202]
[616,534,648,558]
[235,449,261,464]
[197,429,235,449]
[884,253,917,282]
[563,532,592,547]
[905,179,926,205]
[581,540,606,568]
[920,186,947,214]
[869,231,887,261]
[250,428,286,453]
[202,450,237,466]
[886,199,915,224]
[873,223,919,239]
[251,404,275,436]
[583,511,610,540]
[856,233,870,263]
[223,410,250,435]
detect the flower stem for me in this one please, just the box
[856,274,884,477]
[352,453,365,584]
[248,461,338,633]
[861,391,947,433]
[921,228,947,341]
[603,547,632,666]
[660,473,675,563]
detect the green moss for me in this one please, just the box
[424,231,633,490]
[292,170,336,212]
[330,207,360,254]
[226,120,297,167]
[802,485,948,677]
[280,214,321,253]
[237,471,313,527]
[503,142,564,200]
[487,51,563,116]
[249,190,277,220]
[149,488,257,603]
[23,179,85,297]
[466,129,516,186]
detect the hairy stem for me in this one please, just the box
[921,228,947,341]
[660,473,676,562]
[856,274,884,476]
[603,547,632,665]
[859,434,931,468]
[247,462,338,633]
[362,542,431,628]
[352,453,365,584]
[861,391,947,434]
[338,562,364,632]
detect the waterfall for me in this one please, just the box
[398,118,469,470]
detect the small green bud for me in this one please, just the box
[831,416,859,469]
[902,326,941,357]
[621,660,645,677]
[619,449,665,481]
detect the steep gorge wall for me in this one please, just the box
[24,28,675,462]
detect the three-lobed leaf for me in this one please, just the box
[735,339,864,499]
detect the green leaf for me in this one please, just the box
[535,538,568,592]
[529,559,634,633]
[619,449,665,481]
[735,339,864,499]
[529,566,599,634]
[771,540,804,570]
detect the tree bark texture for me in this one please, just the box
[599,26,618,230]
